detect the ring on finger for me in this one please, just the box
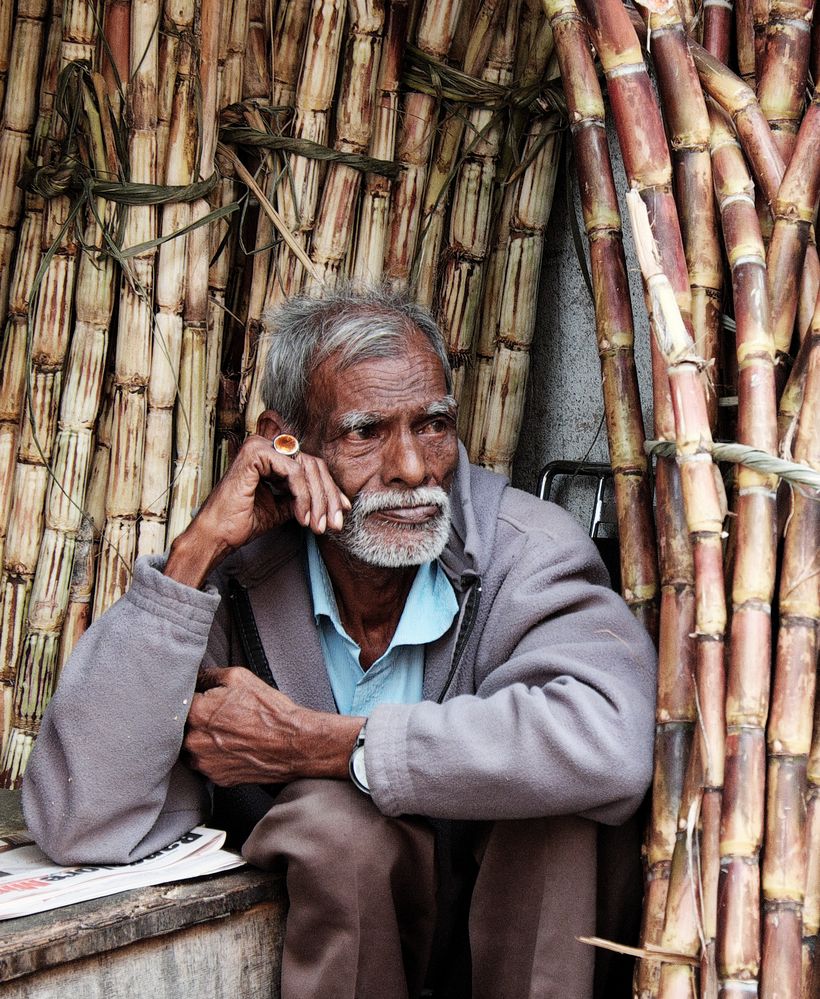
[272,433,301,458]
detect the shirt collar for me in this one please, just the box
[305,532,458,653]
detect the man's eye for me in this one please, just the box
[349,425,377,440]
[422,418,449,434]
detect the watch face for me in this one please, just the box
[351,745,369,791]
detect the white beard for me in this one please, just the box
[334,486,452,568]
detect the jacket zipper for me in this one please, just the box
[436,575,482,704]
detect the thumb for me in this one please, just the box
[196,665,232,691]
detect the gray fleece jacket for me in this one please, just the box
[22,448,657,865]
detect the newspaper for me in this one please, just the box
[0,826,245,919]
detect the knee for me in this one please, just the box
[242,778,435,881]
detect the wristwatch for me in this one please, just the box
[348,721,370,796]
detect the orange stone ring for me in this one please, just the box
[272,433,301,458]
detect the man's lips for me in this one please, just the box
[370,505,440,525]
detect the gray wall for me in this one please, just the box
[512,127,654,531]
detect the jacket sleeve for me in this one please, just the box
[21,556,228,865]
[365,505,658,826]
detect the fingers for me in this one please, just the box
[183,670,302,786]
[191,433,351,551]
[196,665,231,691]
[299,455,350,534]
[251,438,349,536]
[316,459,352,531]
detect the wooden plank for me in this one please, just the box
[0,900,286,999]
[0,869,288,983]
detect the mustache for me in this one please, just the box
[349,486,450,516]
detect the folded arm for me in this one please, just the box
[365,511,657,825]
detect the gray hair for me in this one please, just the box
[259,285,453,438]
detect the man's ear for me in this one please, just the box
[256,409,288,440]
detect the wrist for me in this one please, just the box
[164,524,229,589]
[292,710,364,781]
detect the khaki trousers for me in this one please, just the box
[242,780,599,999]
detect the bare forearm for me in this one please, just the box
[164,520,230,590]
[287,711,364,781]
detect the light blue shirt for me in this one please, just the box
[305,534,459,716]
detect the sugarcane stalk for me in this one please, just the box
[9,65,116,711]
[435,0,521,403]
[383,0,464,289]
[628,188,729,999]
[463,0,553,457]
[756,0,816,361]
[578,0,692,344]
[94,0,159,615]
[638,4,723,429]
[708,103,779,999]
[534,20,665,988]
[765,93,820,361]
[201,0,249,498]
[0,214,116,788]
[515,0,554,81]
[0,0,50,333]
[464,156,514,456]
[270,0,310,108]
[304,0,386,291]
[350,0,410,284]
[236,111,277,418]
[264,0,346,299]
[236,0,312,414]
[0,0,13,108]
[137,0,198,557]
[542,0,658,639]
[0,0,98,763]
[242,0,269,100]
[60,379,114,667]
[690,40,820,356]
[703,0,734,64]
[239,0,311,375]
[507,0,554,165]
[735,0,756,84]
[690,41,784,203]
[100,0,130,118]
[472,112,561,472]
[215,0,240,110]
[412,0,503,307]
[214,372,243,484]
[759,299,819,999]
[804,691,820,999]
[0,7,64,748]
[167,0,220,543]
[576,9,704,990]
[756,0,814,165]
[243,0,347,433]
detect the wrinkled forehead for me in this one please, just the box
[308,332,452,430]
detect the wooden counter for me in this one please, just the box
[0,793,288,998]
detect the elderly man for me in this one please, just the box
[23,287,656,999]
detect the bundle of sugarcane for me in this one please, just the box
[221,0,569,442]
[540,2,819,997]
[0,0,227,773]
[0,0,102,781]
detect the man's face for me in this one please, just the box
[304,329,459,569]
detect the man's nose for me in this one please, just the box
[384,430,427,487]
